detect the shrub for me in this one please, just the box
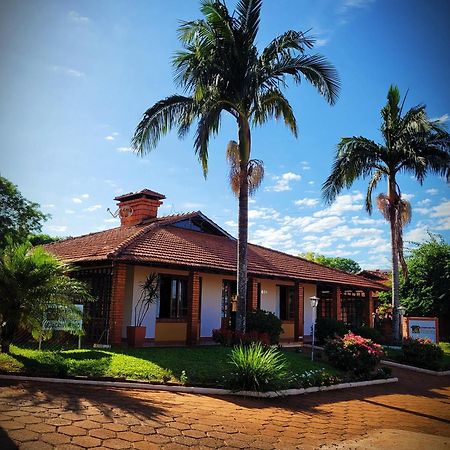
[316,318,348,343]
[212,328,270,347]
[246,310,283,344]
[401,338,444,369]
[291,369,342,389]
[324,333,385,378]
[227,342,289,392]
[353,325,384,344]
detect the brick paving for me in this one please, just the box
[0,367,449,449]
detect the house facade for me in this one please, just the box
[45,189,386,346]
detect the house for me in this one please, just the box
[45,189,386,346]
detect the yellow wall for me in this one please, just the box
[155,322,187,342]
[281,322,295,340]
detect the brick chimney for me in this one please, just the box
[114,189,165,226]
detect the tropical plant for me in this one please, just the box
[0,241,92,353]
[228,341,289,391]
[132,0,339,332]
[246,309,283,344]
[134,273,160,326]
[322,85,450,341]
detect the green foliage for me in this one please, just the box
[29,233,61,246]
[291,369,342,388]
[353,325,384,343]
[0,242,92,353]
[316,317,348,343]
[324,333,385,378]
[212,328,270,347]
[246,309,283,344]
[228,342,289,392]
[401,338,444,370]
[401,234,450,317]
[0,176,48,249]
[299,252,361,274]
[134,273,160,326]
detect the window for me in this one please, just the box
[279,285,295,321]
[159,275,188,319]
[317,286,333,319]
[341,289,366,328]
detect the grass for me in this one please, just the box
[0,345,338,387]
[384,342,450,371]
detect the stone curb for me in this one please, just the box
[0,374,398,398]
[381,360,450,376]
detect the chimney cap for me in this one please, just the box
[114,189,166,202]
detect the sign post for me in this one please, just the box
[403,317,439,343]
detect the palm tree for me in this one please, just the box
[322,85,450,341]
[0,241,92,353]
[132,0,339,332]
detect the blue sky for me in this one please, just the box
[1,0,449,269]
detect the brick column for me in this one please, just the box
[109,263,126,346]
[335,287,342,322]
[247,278,258,312]
[187,271,200,345]
[368,290,375,328]
[294,282,304,341]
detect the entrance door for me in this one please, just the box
[221,280,237,329]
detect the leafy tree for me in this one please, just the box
[401,234,450,318]
[322,85,450,341]
[29,233,61,246]
[132,0,339,332]
[0,176,48,249]
[0,242,92,353]
[299,252,361,274]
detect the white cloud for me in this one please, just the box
[248,207,280,220]
[43,204,55,208]
[426,188,438,195]
[314,192,363,217]
[266,172,301,192]
[330,225,383,241]
[415,207,431,215]
[48,225,68,233]
[308,181,315,185]
[104,218,119,223]
[429,200,450,218]
[417,198,431,206]
[182,202,204,209]
[315,38,329,47]
[402,193,415,201]
[251,226,293,248]
[117,147,133,153]
[69,11,89,24]
[351,216,384,225]
[225,220,237,228]
[72,197,82,204]
[294,198,319,207]
[302,216,344,233]
[65,209,75,214]
[404,226,429,242]
[81,193,89,199]
[340,0,374,12]
[52,65,85,78]
[84,204,102,212]
[105,135,115,141]
[350,236,389,249]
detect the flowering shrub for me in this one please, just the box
[246,310,283,344]
[324,333,385,377]
[212,328,270,347]
[401,338,443,369]
[291,369,342,389]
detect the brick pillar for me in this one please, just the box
[368,290,375,328]
[187,271,200,345]
[247,278,258,312]
[335,287,342,322]
[109,263,126,346]
[294,282,304,341]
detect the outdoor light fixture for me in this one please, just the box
[309,296,319,361]
[398,306,406,317]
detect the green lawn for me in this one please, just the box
[384,342,450,371]
[0,345,337,387]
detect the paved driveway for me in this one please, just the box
[0,368,449,449]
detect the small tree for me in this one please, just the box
[299,252,361,274]
[134,273,160,326]
[0,241,92,353]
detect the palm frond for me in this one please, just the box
[261,30,315,64]
[376,193,391,222]
[399,198,412,226]
[132,95,194,155]
[236,0,262,46]
[247,159,264,196]
[365,170,383,214]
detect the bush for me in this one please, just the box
[401,338,444,369]
[353,325,384,344]
[246,310,283,344]
[212,328,270,347]
[316,318,348,343]
[324,333,385,378]
[227,342,289,392]
[291,369,342,389]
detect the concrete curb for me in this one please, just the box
[382,360,450,376]
[0,374,398,398]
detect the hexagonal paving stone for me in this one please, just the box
[102,438,132,449]
[130,425,156,435]
[89,428,116,440]
[72,435,102,448]
[20,441,53,450]
[42,432,72,446]
[116,431,143,442]
[46,417,72,426]
[89,415,114,424]
[26,422,56,434]
[76,419,101,430]
[9,429,39,442]
[58,425,87,436]
[104,423,128,432]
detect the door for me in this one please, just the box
[221,280,237,330]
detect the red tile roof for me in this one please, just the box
[45,213,386,290]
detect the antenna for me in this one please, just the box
[107,208,120,218]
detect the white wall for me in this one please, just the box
[303,283,317,337]
[200,274,223,337]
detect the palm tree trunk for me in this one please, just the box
[236,117,251,333]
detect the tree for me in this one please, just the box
[322,85,450,341]
[132,0,339,332]
[299,252,361,274]
[401,233,450,318]
[29,233,61,246]
[0,176,48,249]
[0,242,92,353]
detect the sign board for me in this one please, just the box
[403,317,439,343]
[42,304,83,332]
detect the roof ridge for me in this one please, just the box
[44,225,124,245]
